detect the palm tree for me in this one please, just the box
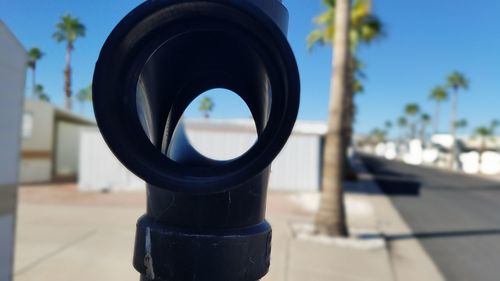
[397,116,408,142]
[53,14,86,110]
[307,0,383,237]
[475,128,489,162]
[491,119,500,132]
[198,96,214,119]
[34,84,50,102]
[472,120,498,170]
[404,103,420,139]
[384,120,393,137]
[474,127,490,166]
[308,0,384,164]
[420,113,431,143]
[312,0,352,237]
[76,84,92,113]
[446,71,469,168]
[454,119,468,133]
[27,47,44,97]
[369,128,386,145]
[429,86,448,135]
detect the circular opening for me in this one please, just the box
[93,1,300,192]
[182,88,258,161]
[134,27,275,169]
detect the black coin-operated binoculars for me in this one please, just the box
[92,0,299,280]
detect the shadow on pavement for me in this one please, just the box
[423,185,500,192]
[359,228,500,241]
[351,155,422,196]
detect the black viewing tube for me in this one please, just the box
[92,0,300,280]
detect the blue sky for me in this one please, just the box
[1,0,499,135]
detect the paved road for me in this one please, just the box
[360,154,500,281]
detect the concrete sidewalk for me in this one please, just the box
[13,165,442,281]
[264,187,393,281]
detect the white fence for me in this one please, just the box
[79,128,144,191]
[79,119,326,192]
[363,138,500,176]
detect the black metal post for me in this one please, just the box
[92,0,299,280]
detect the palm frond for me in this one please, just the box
[76,84,92,102]
[313,9,334,25]
[429,86,448,102]
[404,103,420,116]
[307,29,325,50]
[447,71,469,91]
[352,79,364,94]
[53,14,86,44]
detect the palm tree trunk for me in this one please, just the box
[450,92,458,169]
[433,102,440,136]
[64,43,73,110]
[32,65,36,98]
[420,124,426,144]
[342,58,355,180]
[479,138,485,174]
[315,0,351,237]
[410,120,416,140]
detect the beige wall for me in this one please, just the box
[19,159,51,183]
[19,100,54,183]
[19,101,96,183]
[21,99,55,151]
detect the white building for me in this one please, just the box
[79,119,327,192]
[20,99,95,183]
[0,20,26,281]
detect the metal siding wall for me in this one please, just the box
[79,123,322,192]
[269,134,320,191]
[55,122,81,177]
[187,128,320,192]
[79,129,144,191]
[186,130,257,161]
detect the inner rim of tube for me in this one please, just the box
[135,28,273,168]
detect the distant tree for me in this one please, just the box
[474,127,491,154]
[454,119,468,133]
[384,120,393,137]
[473,120,498,169]
[404,103,420,139]
[491,119,500,133]
[34,84,50,102]
[75,84,92,113]
[420,113,431,143]
[429,86,448,135]
[27,47,44,97]
[397,116,408,142]
[369,128,386,145]
[446,71,469,168]
[53,14,86,110]
[198,96,214,119]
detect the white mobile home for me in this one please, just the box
[20,99,95,183]
[79,119,326,192]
